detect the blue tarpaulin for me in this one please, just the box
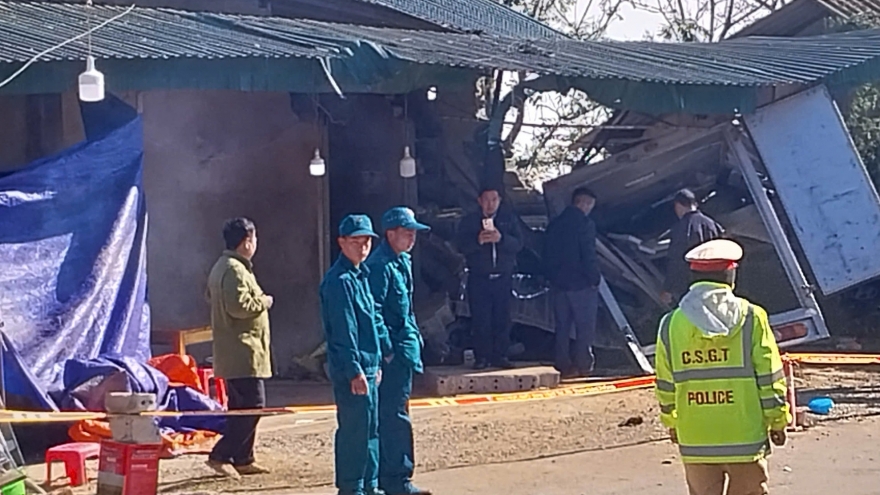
[59,356,224,433]
[0,96,150,411]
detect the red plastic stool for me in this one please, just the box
[45,442,100,487]
[197,367,228,409]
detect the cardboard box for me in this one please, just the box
[97,440,161,495]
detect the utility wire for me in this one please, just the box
[0,4,136,90]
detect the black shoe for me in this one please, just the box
[493,358,516,370]
[474,359,490,370]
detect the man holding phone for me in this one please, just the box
[456,187,524,370]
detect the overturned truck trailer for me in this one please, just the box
[543,86,880,359]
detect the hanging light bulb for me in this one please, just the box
[78,55,105,102]
[309,148,326,177]
[426,87,437,101]
[399,146,416,178]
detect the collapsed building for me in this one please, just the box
[415,85,880,375]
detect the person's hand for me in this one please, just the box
[486,230,502,243]
[478,230,494,245]
[659,292,673,306]
[264,295,275,309]
[770,429,787,446]
[350,374,368,395]
[669,428,678,444]
[377,368,383,386]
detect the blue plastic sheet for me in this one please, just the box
[0,97,150,411]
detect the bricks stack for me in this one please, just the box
[97,392,163,495]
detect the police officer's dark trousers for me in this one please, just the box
[208,377,265,467]
[378,358,415,493]
[468,273,512,363]
[333,375,380,494]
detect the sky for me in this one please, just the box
[601,3,667,40]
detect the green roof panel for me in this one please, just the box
[4,2,880,114]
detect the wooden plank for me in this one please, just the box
[152,326,213,356]
[605,241,665,307]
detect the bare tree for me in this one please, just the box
[490,0,624,188]
[631,0,789,41]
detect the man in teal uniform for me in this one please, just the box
[320,214,389,495]
[366,207,432,495]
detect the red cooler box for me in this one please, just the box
[97,440,162,495]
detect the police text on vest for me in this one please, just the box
[687,390,734,405]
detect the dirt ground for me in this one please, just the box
[30,365,880,494]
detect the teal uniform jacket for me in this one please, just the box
[366,241,424,373]
[320,254,388,382]
[320,253,385,493]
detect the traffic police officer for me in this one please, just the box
[654,239,790,495]
[366,207,432,495]
[320,214,388,495]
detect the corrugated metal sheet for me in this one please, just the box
[732,0,832,38]
[236,17,880,86]
[0,1,348,63]
[5,1,880,87]
[817,0,880,16]
[732,0,880,38]
[355,0,562,39]
[4,2,880,113]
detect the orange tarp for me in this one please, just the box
[147,354,204,392]
[68,419,218,458]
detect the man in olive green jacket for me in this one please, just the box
[205,217,273,479]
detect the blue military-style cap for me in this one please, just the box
[381,206,431,232]
[338,214,379,238]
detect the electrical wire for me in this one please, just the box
[0,4,136,90]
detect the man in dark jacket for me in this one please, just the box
[544,187,601,378]
[660,188,724,305]
[457,187,524,370]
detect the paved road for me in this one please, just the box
[282,416,878,495]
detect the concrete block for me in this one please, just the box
[108,416,162,444]
[105,392,157,414]
[419,365,560,396]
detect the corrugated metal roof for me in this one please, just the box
[732,0,880,38]
[0,1,348,63]
[732,0,832,38]
[5,1,880,87]
[354,0,562,39]
[817,0,880,16]
[5,2,880,114]
[258,19,880,86]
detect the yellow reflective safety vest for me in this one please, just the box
[654,298,791,464]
